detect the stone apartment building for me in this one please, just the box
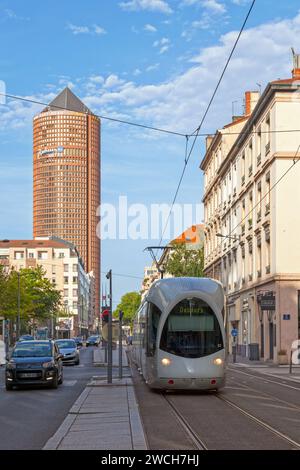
[201,61,300,363]
[0,237,94,338]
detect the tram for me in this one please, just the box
[132,277,226,391]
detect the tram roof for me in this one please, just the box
[146,277,224,312]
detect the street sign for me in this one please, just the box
[231,328,238,337]
[102,322,119,342]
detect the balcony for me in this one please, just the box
[241,175,245,186]
[257,154,261,165]
[266,265,270,274]
[249,274,253,282]
[257,209,261,222]
[265,202,270,215]
[241,224,245,236]
[265,141,270,155]
[248,165,253,177]
[257,269,261,278]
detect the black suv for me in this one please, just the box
[5,340,63,391]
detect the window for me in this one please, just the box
[146,302,162,356]
[38,251,48,260]
[64,289,68,298]
[14,251,24,260]
[160,298,224,358]
[73,289,78,297]
[64,264,69,273]
[28,253,34,259]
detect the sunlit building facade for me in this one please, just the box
[33,87,100,321]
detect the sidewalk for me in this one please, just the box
[44,349,147,450]
[228,354,300,384]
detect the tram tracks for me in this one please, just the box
[162,393,208,450]
[162,389,300,450]
[215,394,300,450]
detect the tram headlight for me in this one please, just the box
[213,358,223,366]
[161,358,171,366]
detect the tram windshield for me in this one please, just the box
[160,298,223,358]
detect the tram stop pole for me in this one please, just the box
[106,270,113,384]
[119,310,124,379]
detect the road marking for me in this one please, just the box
[63,380,77,387]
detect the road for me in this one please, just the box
[131,363,300,450]
[0,346,103,450]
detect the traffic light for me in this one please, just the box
[101,308,109,323]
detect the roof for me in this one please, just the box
[145,277,224,314]
[43,87,91,114]
[0,239,70,249]
[173,224,205,245]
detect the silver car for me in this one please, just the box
[55,339,80,365]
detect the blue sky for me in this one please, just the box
[1,0,300,306]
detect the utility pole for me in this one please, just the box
[119,310,123,379]
[106,269,112,384]
[17,271,21,340]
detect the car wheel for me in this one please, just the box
[75,359,80,365]
[51,373,58,389]
[58,370,63,385]
[5,382,13,391]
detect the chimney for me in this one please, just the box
[291,48,300,79]
[244,91,260,116]
[206,135,214,151]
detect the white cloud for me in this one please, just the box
[81,13,300,136]
[67,23,107,35]
[153,37,171,54]
[146,63,160,72]
[144,23,157,32]
[119,0,173,14]
[181,0,226,10]
[94,24,107,35]
[133,68,142,76]
[103,74,126,89]
[4,13,300,140]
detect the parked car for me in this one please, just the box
[55,339,80,365]
[86,335,101,347]
[73,336,83,347]
[18,335,35,342]
[5,340,63,391]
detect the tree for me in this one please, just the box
[0,265,62,323]
[113,292,141,325]
[164,243,204,278]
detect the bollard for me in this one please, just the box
[289,349,293,374]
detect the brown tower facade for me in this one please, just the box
[33,88,100,325]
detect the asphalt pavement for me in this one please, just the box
[0,347,106,450]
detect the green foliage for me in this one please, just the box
[164,243,204,278]
[0,265,62,321]
[113,291,141,325]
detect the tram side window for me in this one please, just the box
[146,302,161,356]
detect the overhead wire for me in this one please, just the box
[157,0,256,248]
[0,92,187,138]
